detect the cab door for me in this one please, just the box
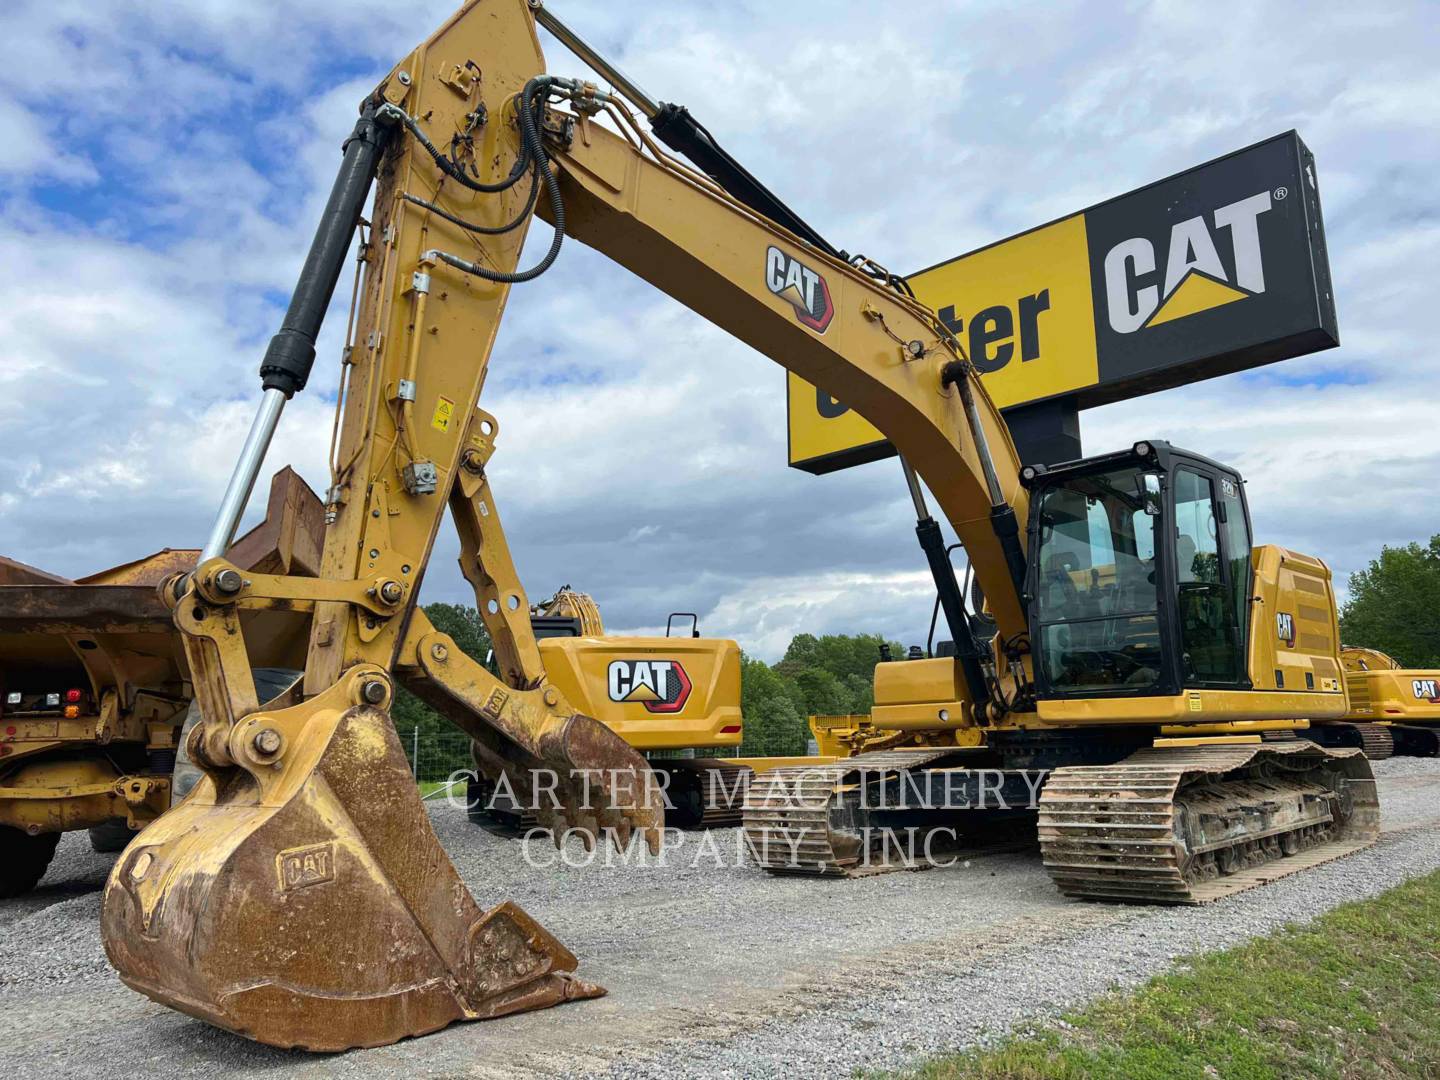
[1170,464,1251,689]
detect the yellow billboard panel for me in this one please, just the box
[787,214,1096,472]
[914,213,1097,408]
[785,371,890,468]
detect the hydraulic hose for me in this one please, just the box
[421,77,565,284]
[401,169,540,236]
[381,102,533,194]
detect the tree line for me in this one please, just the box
[1339,534,1440,668]
[735,632,900,756]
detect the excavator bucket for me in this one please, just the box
[99,0,649,1050]
[102,665,603,1051]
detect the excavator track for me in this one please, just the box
[1038,742,1378,904]
[1355,723,1395,760]
[1304,721,1394,760]
[1390,724,1440,758]
[741,748,961,876]
[656,759,754,829]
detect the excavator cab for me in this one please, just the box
[1024,440,1253,700]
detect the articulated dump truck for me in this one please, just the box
[0,469,321,895]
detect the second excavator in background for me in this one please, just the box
[1334,645,1440,756]
[474,586,810,829]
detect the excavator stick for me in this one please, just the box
[99,2,658,1048]
[404,625,664,849]
[102,665,600,1051]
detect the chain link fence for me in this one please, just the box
[399,727,475,788]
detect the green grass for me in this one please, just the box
[893,870,1440,1080]
[417,780,463,799]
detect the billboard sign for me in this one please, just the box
[788,131,1337,473]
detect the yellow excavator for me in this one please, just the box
[94,0,1377,1051]
[474,585,765,828]
[744,467,1379,879]
[1335,645,1440,755]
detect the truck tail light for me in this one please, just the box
[65,688,84,703]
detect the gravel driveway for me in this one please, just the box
[4,758,1438,1078]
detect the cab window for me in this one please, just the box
[1173,468,1242,684]
[1033,468,1162,693]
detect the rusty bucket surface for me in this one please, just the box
[101,670,602,1051]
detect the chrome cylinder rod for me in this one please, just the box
[197,109,389,565]
[900,456,930,521]
[953,372,1007,509]
[530,2,660,118]
[199,387,287,562]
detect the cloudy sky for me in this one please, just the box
[1,1,1435,659]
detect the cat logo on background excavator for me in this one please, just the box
[766,245,834,333]
[1276,611,1296,647]
[607,659,693,713]
[1104,190,1274,335]
[1413,678,1440,703]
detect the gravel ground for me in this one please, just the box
[3,757,1439,1078]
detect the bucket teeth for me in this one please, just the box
[100,677,601,1051]
[539,714,664,851]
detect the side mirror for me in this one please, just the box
[1140,473,1162,517]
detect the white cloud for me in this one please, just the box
[0,98,94,181]
[0,0,1435,657]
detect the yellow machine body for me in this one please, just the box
[538,634,741,752]
[871,657,973,733]
[1342,646,1440,725]
[860,544,1348,736]
[1034,544,1346,727]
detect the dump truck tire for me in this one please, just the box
[88,819,134,853]
[171,668,302,807]
[0,827,61,897]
